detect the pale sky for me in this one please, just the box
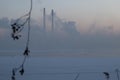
[0,0,120,33]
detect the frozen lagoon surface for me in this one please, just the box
[0,54,120,80]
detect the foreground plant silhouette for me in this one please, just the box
[103,72,110,80]
[11,0,32,80]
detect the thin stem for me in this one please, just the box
[74,73,80,80]
[26,0,32,48]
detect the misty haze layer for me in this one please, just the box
[0,16,120,56]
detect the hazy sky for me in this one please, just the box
[0,0,120,32]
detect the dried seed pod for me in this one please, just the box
[12,69,15,76]
[103,72,110,79]
[11,75,15,80]
[23,47,30,56]
[19,67,24,75]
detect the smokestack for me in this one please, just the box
[43,8,46,32]
[51,9,54,32]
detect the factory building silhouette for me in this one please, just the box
[42,8,76,35]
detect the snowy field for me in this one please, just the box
[0,54,120,80]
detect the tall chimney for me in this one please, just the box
[51,9,54,32]
[43,8,46,32]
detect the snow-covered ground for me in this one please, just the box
[0,56,120,80]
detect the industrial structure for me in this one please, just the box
[43,8,55,32]
[43,8,46,32]
[51,9,54,32]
